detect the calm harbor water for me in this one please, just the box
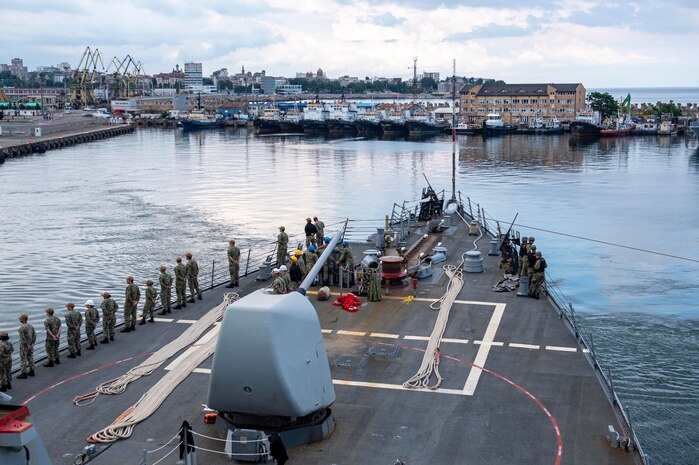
[0,128,697,464]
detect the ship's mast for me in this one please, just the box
[451,58,456,203]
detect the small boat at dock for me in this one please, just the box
[482,113,517,136]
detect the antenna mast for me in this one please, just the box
[412,56,418,102]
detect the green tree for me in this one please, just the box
[587,92,619,119]
[202,78,214,86]
[420,77,437,91]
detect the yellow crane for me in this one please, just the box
[70,47,104,108]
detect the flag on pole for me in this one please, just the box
[622,93,631,113]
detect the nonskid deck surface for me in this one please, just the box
[8,219,635,465]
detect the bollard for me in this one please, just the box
[256,260,272,281]
[442,215,451,228]
[431,245,448,264]
[517,275,530,297]
[488,239,499,256]
[463,250,484,273]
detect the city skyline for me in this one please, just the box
[1,0,697,87]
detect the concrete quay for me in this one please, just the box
[0,114,134,163]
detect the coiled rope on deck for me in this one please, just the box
[75,294,238,443]
[73,293,238,406]
[403,216,483,390]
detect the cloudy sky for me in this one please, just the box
[1,0,697,87]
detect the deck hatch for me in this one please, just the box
[367,344,401,358]
[333,355,368,369]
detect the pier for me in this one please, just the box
[0,114,135,162]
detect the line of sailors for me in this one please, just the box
[0,253,205,392]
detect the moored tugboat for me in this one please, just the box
[355,109,383,136]
[301,102,329,133]
[279,109,304,133]
[481,113,517,136]
[380,109,409,136]
[326,102,358,135]
[255,108,282,135]
[405,109,447,136]
[569,110,603,137]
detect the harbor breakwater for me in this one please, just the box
[0,124,135,163]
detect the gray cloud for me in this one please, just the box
[369,12,406,27]
[361,0,559,9]
[565,1,696,34]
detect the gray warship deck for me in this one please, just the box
[7,216,639,465]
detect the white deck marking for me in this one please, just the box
[462,303,506,395]
[403,335,430,341]
[321,329,333,334]
[442,338,470,344]
[582,348,590,353]
[369,332,400,339]
[509,343,541,350]
[545,345,578,352]
[164,326,220,371]
[473,340,504,346]
[176,319,198,324]
[336,330,366,336]
[153,318,174,323]
[175,369,464,396]
[332,379,463,395]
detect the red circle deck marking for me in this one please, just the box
[374,341,564,465]
[22,351,156,405]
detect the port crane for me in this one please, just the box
[70,47,105,108]
[106,55,146,99]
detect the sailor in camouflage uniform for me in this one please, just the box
[277,226,288,266]
[271,268,287,294]
[0,331,14,391]
[158,266,172,314]
[338,241,355,286]
[65,302,83,358]
[43,307,62,367]
[279,265,292,293]
[367,267,382,302]
[313,217,325,247]
[16,313,36,378]
[303,245,319,284]
[293,249,305,277]
[122,276,141,332]
[529,251,547,299]
[227,240,241,288]
[100,292,118,343]
[174,257,187,309]
[84,300,99,350]
[318,237,331,285]
[186,252,202,301]
[140,279,157,324]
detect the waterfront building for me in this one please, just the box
[261,76,276,95]
[277,84,303,95]
[154,65,185,88]
[218,102,247,118]
[459,82,586,125]
[184,62,203,88]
